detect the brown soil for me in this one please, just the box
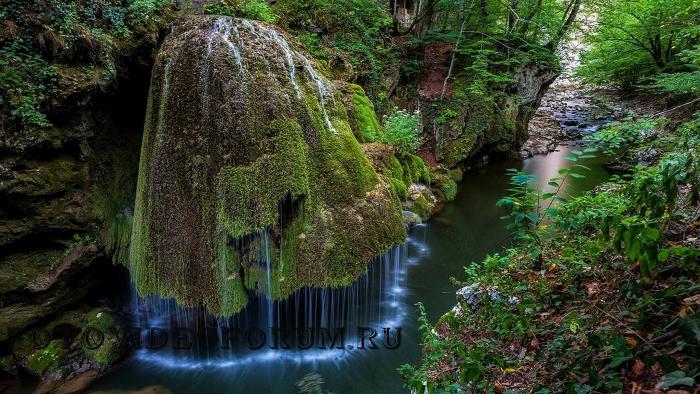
[419,42,454,99]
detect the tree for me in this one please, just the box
[578,0,700,87]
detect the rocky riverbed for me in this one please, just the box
[520,81,624,157]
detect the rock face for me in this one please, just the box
[420,57,559,168]
[0,20,155,381]
[130,16,405,316]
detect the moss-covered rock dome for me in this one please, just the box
[129,15,405,316]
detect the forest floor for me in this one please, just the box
[400,82,700,392]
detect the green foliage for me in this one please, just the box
[0,38,55,128]
[651,71,700,95]
[272,0,394,98]
[381,108,422,153]
[578,0,700,88]
[0,0,172,131]
[497,150,591,258]
[587,117,660,154]
[204,0,276,23]
[612,216,663,280]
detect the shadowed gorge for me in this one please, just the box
[130,15,405,316]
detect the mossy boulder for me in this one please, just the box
[342,83,383,142]
[9,308,126,379]
[430,168,459,202]
[130,16,405,316]
[403,184,437,220]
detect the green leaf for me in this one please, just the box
[660,371,695,389]
[496,198,513,207]
[545,207,559,217]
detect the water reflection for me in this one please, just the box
[91,144,609,393]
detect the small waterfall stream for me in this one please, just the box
[127,228,422,367]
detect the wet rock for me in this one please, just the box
[8,308,127,381]
[402,210,422,228]
[456,283,519,310]
[403,184,437,220]
[456,283,482,308]
[635,148,661,164]
[523,81,619,156]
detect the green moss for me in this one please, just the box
[217,120,309,238]
[379,152,431,201]
[128,16,405,316]
[427,79,527,168]
[430,168,459,202]
[82,308,125,368]
[25,340,65,377]
[441,181,458,201]
[390,177,408,199]
[397,153,431,186]
[346,84,382,142]
[411,194,432,219]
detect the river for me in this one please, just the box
[88,142,609,394]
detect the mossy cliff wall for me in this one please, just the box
[422,65,558,168]
[411,42,559,168]
[130,16,405,316]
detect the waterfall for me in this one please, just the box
[130,14,405,332]
[202,16,335,131]
[128,225,427,367]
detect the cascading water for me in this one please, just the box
[128,225,427,367]
[129,14,405,318]
[126,14,408,371]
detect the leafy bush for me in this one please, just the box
[578,0,699,88]
[497,149,593,259]
[0,38,56,127]
[587,118,660,154]
[204,0,276,23]
[0,0,172,131]
[380,108,422,153]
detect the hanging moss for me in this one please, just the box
[343,83,382,142]
[129,16,405,316]
[377,151,431,201]
[397,152,431,186]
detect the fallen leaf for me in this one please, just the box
[530,337,539,348]
[632,359,645,377]
[682,294,700,306]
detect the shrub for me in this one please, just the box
[204,0,276,23]
[381,108,422,153]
